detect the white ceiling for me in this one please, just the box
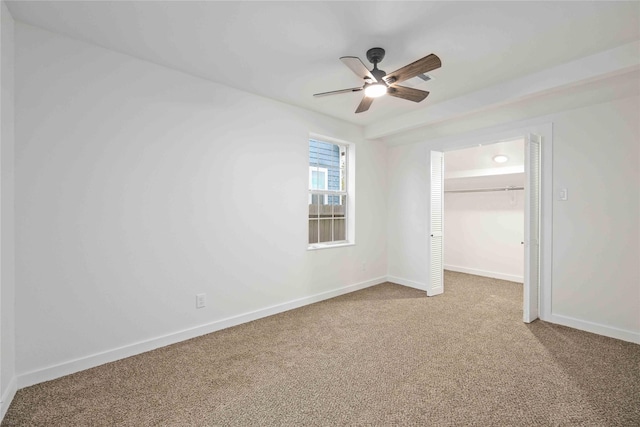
[444,138,524,191]
[445,139,524,177]
[6,1,640,136]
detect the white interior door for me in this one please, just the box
[523,134,541,322]
[429,150,444,296]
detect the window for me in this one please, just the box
[308,166,328,205]
[308,138,350,247]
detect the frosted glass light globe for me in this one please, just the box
[364,83,387,98]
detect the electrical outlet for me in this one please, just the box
[196,293,206,309]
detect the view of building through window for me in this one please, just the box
[309,139,347,244]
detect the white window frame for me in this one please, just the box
[308,134,355,250]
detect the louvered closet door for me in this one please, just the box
[429,151,444,296]
[523,134,541,322]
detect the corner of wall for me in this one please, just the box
[0,375,17,420]
[0,0,16,421]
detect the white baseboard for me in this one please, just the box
[444,264,523,283]
[547,313,640,345]
[17,276,387,389]
[1,375,17,422]
[387,276,426,291]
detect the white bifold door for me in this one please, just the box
[428,150,444,296]
[523,134,541,323]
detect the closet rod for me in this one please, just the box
[445,186,524,194]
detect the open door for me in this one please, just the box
[428,150,444,296]
[523,134,541,322]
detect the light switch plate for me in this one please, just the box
[196,293,206,309]
[559,188,568,201]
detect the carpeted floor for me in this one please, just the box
[3,271,639,426]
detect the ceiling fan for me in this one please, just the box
[314,47,441,113]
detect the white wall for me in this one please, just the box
[0,0,16,419]
[14,23,388,386]
[444,190,524,283]
[551,98,639,334]
[386,93,640,343]
[386,143,429,289]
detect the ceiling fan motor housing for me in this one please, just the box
[371,68,386,82]
[366,48,387,82]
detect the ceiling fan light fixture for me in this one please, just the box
[364,83,387,98]
[313,49,441,113]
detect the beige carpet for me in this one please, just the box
[3,271,639,426]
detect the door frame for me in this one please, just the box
[427,122,553,321]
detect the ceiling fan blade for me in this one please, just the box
[383,54,441,85]
[355,96,374,114]
[340,56,377,82]
[313,87,363,97]
[387,85,430,103]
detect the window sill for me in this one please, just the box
[307,242,355,251]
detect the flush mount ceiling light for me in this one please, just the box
[493,154,509,163]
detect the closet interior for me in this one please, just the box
[443,139,525,284]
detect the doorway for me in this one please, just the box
[443,139,526,283]
[429,134,542,323]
